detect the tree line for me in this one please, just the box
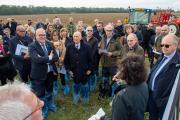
[0,5,129,15]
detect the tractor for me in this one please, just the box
[128,8,180,34]
[128,8,152,25]
[128,8,153,32]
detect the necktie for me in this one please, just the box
[42,44,48,56]
[149,56,167,90]
[75,44,79,50]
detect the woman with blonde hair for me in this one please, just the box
[58,28,72,95]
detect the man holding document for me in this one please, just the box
[9,25,33,83]
[98,23,124,97]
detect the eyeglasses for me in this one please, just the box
[160,44,172,48]
[38,34,46,37]
[19,30,26,32]
[87,30,93,32]
[161,29,168,31]
[106,30,113,32]
[23,98,43,120]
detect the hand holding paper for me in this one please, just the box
[88,108,105,120]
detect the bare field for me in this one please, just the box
[0,13,128,25]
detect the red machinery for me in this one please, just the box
[128,7,180,34]
[151,10,180,34]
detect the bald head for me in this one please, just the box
[16,25,26,37]
[162,34,179,46]
[161,34,178,56]
[16,25,25,31]
[127,33,138,48]
[73,31,82,44]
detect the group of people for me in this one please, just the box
[0,16,179,120]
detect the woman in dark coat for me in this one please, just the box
[0,35,17,85]
[97,53,149,120]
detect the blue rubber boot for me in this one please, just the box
[46,92,57,112]
[64,85,70,95]
[72,83,81,104]
[90,73,97,92]
[53,80,59,96]
[81,83,89,103]
[40,97,48,120]
[63,74,70,95]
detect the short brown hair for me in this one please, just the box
[118,53,147,85]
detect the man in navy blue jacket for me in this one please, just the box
[147,34,180,120]
[64,31,93,104]
[29,28,58,119]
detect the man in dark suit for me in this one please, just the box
[9,25,33,83]
[29,28,58,120]
[64,31,93,104]
[147,34,180,120]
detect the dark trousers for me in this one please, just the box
[60,73,66,86]
[18,65,31,83]
[148,91,166,120]
[102,66,117,85]
[31,72,54,98]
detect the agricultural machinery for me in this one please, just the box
[128,8,180,34]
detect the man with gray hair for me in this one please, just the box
[99,23,124,97]
[64,31,93,104]
[0,81,44,120]
[147,34,180,120]
[123,33,144,58]
[29,28,58,119]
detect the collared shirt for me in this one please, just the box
[40,43,48,55]
[39,42,53,73]
[106,37,111,46]
[75,43,80,49]
[151,51,176,90]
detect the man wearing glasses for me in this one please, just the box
[147,34,180,120]
[29,28,58,119]
[0,82,44,120]
[98,24,124,97]
[84,26,98,92]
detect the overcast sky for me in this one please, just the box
[0,0,180,10]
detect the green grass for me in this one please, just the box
[47,58,150,120]
[47,85,112,120]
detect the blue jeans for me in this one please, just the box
[88,72,97,92]
[72,82,89,104]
